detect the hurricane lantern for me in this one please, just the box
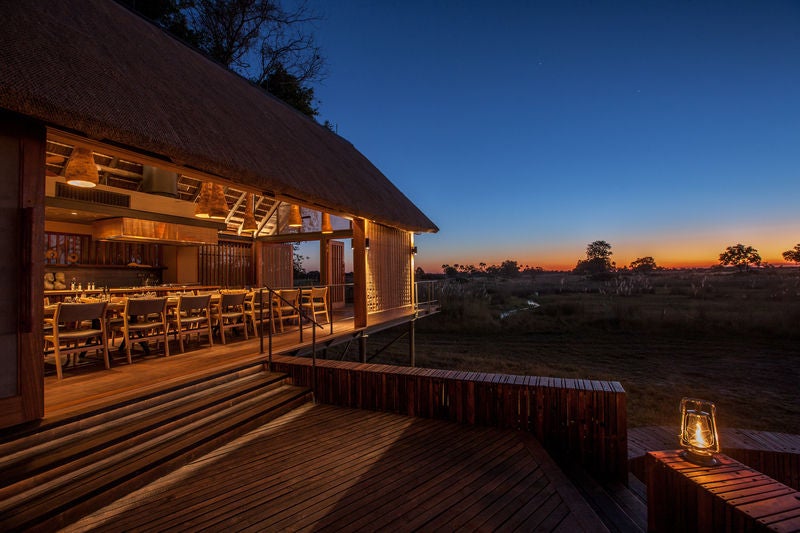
[208,183,229,220]
[320,212,333,234]
[288,204,303,228]
[679,397,720,466]
[240,193,258,234]
[65,147,99,188]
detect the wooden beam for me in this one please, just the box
[45,197,226,229]
[258,229,353,244]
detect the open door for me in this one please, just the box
[0,112,45,429]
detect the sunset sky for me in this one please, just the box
[303,1,800,272]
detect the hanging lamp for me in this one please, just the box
[288,204,303,228]
[208,183,229,220]
[194,182,213,218]
[240,193,258,233]
[321,212,333,234]
[65,147,99,188]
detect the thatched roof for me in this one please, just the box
[0,0,437,233]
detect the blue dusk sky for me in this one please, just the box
[301,0,800,272]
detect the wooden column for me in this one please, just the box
[646,450,800,532]
[352,218,367,328]
[319,237,329,285]
[0,112,45,428]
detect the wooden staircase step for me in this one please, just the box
[0,369,312,532]
[0,363,270,451]
[0,371,285,491]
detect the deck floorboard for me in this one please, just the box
[65,404,606,532]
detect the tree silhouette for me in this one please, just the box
[719,243,761,271]
[629,256,658,273]
[120,0,324,117]
[782,244,800,264]
[575,240,614,275]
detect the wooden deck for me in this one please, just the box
[628,425,800,490]
[64,403,606,532]
[42,307,421,421]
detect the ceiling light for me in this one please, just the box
[65,146,99,187]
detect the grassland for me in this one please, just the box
[362,269,800,434]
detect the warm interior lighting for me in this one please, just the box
[240,193,258,233]
[321,212,333,234]
[194,182,213,218]
[679,397,720,466]
[65,146,99,188]
[208,183,229,220]
[288,204,303,228]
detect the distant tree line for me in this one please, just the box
[430,240,800,278]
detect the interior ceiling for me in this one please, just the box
[45,139,282,237]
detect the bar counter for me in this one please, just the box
[45,286,222,299]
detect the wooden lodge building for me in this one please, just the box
[0,0,438,429]
[3,2,799,531]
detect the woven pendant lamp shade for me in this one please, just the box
[208,184,229,220]
[288,204,303,228]
[65,147,99,188]
[321,212,333,234]
[194,182,213,218]
[241,194,258,233]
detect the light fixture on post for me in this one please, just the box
[679,397,720,466]
[65,146,99,188]
[240,193,258,234]
[194,182,213,218]
[321,212,333,234]
[411,245,418,255]
[288,204,303,228]
[364,238,370,250]
[208,183,229,220]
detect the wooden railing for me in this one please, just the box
[271,356,627,482]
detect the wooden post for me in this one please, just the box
[0,112,46,429]
[359,334,367,363]
[319,237,328,286]
[409,319,416,367]
[352,218,367,328]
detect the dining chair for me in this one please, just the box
[43,301,109,380]
[302,286,329,325]
[275,289,301,332]
[244,290,275,336]
[169,294,213,353]
[121,297,169,362]
[213,291,248,344]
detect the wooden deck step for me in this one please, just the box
[0,364,270,455]
[0,369,312,531]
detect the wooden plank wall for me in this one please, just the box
[328,240,345,307]
[44,232,162,267]
[646,450,800,532]
[366,223,412,313]
[271,357,628,482]
[260,243,293,289]
[199,240,253,288]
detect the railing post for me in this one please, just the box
[328,284,333,336]
[312,314,317,402]
[268,288,273,371]
[259,288,264,356]
[409,318,415,367]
